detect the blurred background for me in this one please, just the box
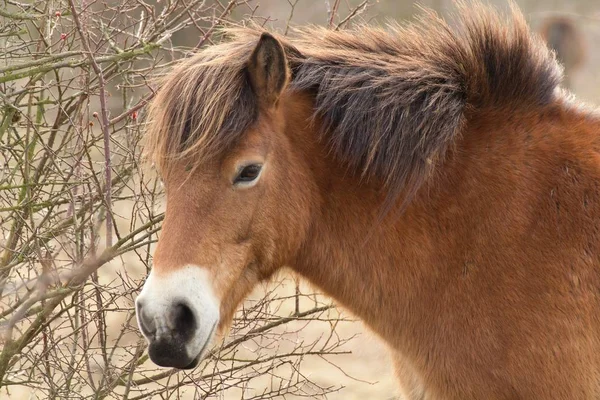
[1,1,599,399]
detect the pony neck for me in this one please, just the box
[283,92,442,351]
[292,185,438,351]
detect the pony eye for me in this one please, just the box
[234,164,262,184]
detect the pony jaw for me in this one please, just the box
[135,265,220,369]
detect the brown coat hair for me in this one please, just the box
[139,2,600,398]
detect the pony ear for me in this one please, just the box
[247,32,289,108]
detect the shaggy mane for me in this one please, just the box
[145,1,562,202]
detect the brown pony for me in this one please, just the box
[135,2,600,398]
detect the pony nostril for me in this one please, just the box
[137,301,156,336]
[169,302,197,341]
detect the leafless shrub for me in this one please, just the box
[0,0,371,398]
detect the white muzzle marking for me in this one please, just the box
[135,265,220,363]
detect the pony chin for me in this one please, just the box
[217,312,234,336]
[214,265,270,336]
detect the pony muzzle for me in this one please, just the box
[135,265,220,369]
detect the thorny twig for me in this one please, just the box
[68,0,114,248]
